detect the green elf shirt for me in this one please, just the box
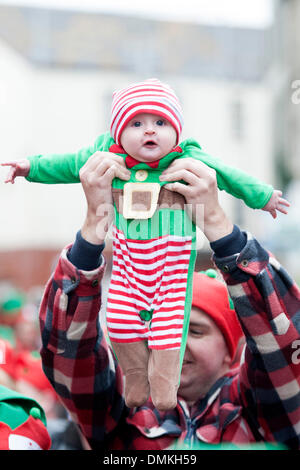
[25,133,273,374]
[26,131,273,210]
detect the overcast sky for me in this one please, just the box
[0,0,275,28]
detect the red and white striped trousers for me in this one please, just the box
[106,226,192,350]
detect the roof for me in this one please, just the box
[0,5,274,81]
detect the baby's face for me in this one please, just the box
[120,113,177,163]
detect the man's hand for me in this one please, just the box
[262,189,290,219]
[159,158,233,242]
[1,159,30,183]
[79,151,130,245]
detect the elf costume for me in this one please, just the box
[24,79,274,410]
[0,385,51,449]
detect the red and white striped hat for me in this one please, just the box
[110,78,184,146]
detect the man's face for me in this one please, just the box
[120,112,177,162]
[178,307,231,405]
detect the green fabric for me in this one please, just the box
[26,132,113,184]
[0,385,46,429]
[179,245,197,375]
[170,440,287,450]
[0,325,15,346]
[26,132,273,209]
[30,350,41,360]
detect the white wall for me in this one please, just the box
[0,58,117,249]
[0,38,34,158]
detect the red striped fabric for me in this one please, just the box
[106,226,192,349]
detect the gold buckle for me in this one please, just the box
[122,183,160,219]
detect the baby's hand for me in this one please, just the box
[262,189,290,219]
[1,159,30,183]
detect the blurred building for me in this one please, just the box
[278,0,300,180]
[257,0,300,282]
[0,4,287,289]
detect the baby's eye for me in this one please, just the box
[156,120,165,126]
[133,121,142,127]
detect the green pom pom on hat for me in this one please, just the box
[29,407,42,420]
[0,385,47,429]
[0,385,51,450]
[200,268,218,278]
[199,268,235,311]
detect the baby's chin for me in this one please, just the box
[131,152,166,163]
[136,157,165,163]
[132,146,174,163]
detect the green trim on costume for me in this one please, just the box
[179,242,197,375]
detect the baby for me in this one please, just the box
[2,79,289,411]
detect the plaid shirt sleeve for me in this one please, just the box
[39,245,126,449]
[213,232,300,449]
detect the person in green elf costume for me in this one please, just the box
[2,79,289,411]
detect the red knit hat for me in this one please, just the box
[110,78,183,146]
[192,270,244,360]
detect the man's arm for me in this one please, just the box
[212,231,300,449]
[163,158,300,449]
[39,154,130,449]
[39,239,127,449]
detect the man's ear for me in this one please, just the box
[223,351,232,368]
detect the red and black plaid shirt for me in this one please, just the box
[39,232,300,450]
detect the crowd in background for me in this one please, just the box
[0,280,90,449]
